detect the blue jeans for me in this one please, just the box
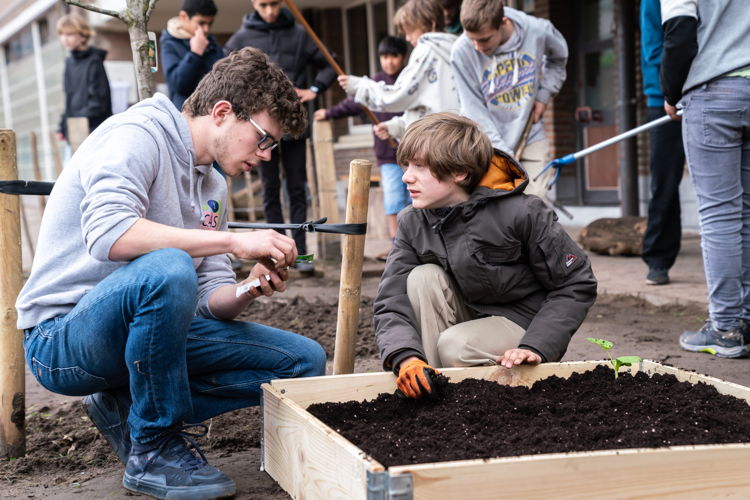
[24,248,326,443]
[380,162,411,215]
[682,77,750,330]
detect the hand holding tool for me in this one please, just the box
[235,254,314,297]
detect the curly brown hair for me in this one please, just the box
[183,47,307,137]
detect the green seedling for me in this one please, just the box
[296,254,314,263]
[586,337,641,379]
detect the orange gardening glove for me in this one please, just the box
[397,358,439,399]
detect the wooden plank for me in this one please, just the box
[312,120,340,260]
[66,117,89,154]
[389,444,750,499]
[269,371,396,408]
[262,384,383,500]
[305,138,319,220]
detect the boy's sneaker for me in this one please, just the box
[679,321,749,358]
[123,425,236,500]
[646,267,669,285]
[83,389,132,464]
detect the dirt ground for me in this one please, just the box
[1,259,746,500]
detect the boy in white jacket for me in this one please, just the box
[338,0,460,140]
[451,0,568,199]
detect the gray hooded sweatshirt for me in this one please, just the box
[16,93,235,330]
[451,7,568,155]
[346,32,460,139]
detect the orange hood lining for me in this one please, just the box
[478,154,526,191]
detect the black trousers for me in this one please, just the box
[642,106,686,270]
[258,137,308,254]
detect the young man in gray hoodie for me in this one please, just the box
[15,48,325,500]
[450,0,567,200]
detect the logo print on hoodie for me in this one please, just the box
[481,52,536,109]
[200,199,222,230]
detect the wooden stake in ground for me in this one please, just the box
[333,159,371,375]
[30,132,46,212]
[0,129,25,458]
[66,117,89,154]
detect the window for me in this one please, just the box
[5,26,34,63]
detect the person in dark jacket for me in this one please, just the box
[374,113,597,399]
[160,0,224,111]
[55,14,112,143]
[224,0,338,271]
[639,0,685,286]
[314,36,409,261]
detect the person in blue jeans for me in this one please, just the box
[639,0,686,286]
[661,0,750,358]
[15,48,325,500]
[160,0,224,111]
[314,36,411,260]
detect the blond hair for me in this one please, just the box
[393,0,445,34]
[56,14,93,40]
[397,113,493,192]
[460,0,505,32]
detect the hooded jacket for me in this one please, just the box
[374,152,597,371]
[58,46,112,139]
[224,8,336,92]
[325,70,401,165]
[160,17,224,111]
[346,32,460,139]
[16,93,235,330]
[450,7,568,155]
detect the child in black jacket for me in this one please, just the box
[56,14,112,144]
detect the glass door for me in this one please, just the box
[575,0,619,204]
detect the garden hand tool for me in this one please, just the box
[533,110,683,189]
[397,358,439,399]
[235,254,314,297]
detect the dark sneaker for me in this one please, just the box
[83,389,132,464]
[646,267,669,285]
[679,321,749,358]
[123,425,236,500]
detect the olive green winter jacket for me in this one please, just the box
[374,151,597,372]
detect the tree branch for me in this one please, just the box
[64,0,124,22]
[145,0,159,21]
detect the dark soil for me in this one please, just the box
[308,365,750,467]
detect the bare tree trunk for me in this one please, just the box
[127,20,155,100]
[66,0,158,101]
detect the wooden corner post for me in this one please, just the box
[332,159,371,375]
[312,120,341,260]
[0,129,25,458]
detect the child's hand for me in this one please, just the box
[313,109,328,121]
[496,348,542,369]
[190,26,209,56]
[373,123,390,140]
[337,74,350,91]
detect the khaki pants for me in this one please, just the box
[519,138,552,201]
[406,264,525,368]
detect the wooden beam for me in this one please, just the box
[66,117,89,154]
[0,129,25,458]
[312,120,340,260]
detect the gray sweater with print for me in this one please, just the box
[16,93,235,329]
[451,7,568,155]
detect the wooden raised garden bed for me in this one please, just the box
[260,361,750,499]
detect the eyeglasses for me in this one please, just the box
[248,116,279,152]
